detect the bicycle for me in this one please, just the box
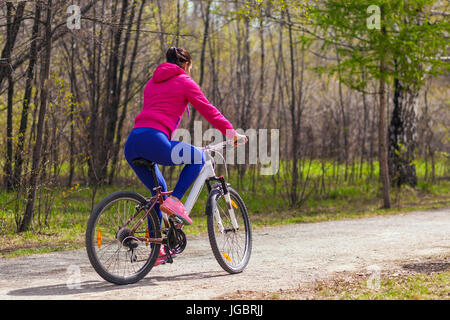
[85,139,252,285]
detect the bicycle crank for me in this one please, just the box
[167,225,187,255]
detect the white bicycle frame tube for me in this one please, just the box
[183,159,215,215]
[183,152,239,231]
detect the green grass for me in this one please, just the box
[314,271,450,300]
[0,158,448,258]
[219,257,450,300]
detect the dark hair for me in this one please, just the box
[166,47,192,69]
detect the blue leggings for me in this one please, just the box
[124,127,205,222]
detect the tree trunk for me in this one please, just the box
[4,73,14,190]
[20,0,53,232]
[359,72,369,179]
[87,0,104,187]
[99,0,128,184]
[0,1,26,92]
[108,0,140,184]
[67,35,76,187]
[334,44,349,180]
[188,0,212,136]
[237,16,252,184]
[3,3,15,190]
[286,8,303,206]
[388,77,418,188]
[175,0,181,47]
[378,23,391,208]
[12,1,41,189]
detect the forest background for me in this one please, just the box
[0,0,448,256]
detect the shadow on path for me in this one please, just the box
[7,271,228,297]
[402,261,449,274]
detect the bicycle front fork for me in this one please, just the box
[207,176,239,231]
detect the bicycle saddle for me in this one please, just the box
[132,158,155,169]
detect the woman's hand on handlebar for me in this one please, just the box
[233,133,248,146]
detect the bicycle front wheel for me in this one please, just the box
[206,187,252,274]
[85,191,161,285]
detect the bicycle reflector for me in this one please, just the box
[97,229,102,248]
[222,251,232,262]
[230,199,238,209]
[145,228,149,246]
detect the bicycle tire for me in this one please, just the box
[206,187,252,274]
[85,191,161,285]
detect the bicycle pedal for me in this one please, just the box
[174,222,184,229]
[162,255,175,264]
[168,218,184,230]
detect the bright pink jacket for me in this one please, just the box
[133,62,236,139]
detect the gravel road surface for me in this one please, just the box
[0,207,448,300]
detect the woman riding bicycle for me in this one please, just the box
[124,47,246,229]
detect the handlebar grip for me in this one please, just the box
[233,136,247,146]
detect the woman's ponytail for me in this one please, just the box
[166,47,192,69]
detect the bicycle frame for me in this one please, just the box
[121,141,240,245]
[184,158,215,215]
[184,156,239,231]
[184,150,239,230]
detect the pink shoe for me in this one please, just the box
[160,196,193,225]
[154,246,176,266]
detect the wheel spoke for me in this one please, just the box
[208,189,251,272]
[86,193,161,284]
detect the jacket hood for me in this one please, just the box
[152,62,186,83]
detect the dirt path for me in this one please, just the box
[0,207,448,300]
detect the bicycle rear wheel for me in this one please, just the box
[85,191,161,285]
[206,187,252,274]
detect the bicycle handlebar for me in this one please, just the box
[201,137,246,178]
[202,140,232,152]
[201,137,247,152]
